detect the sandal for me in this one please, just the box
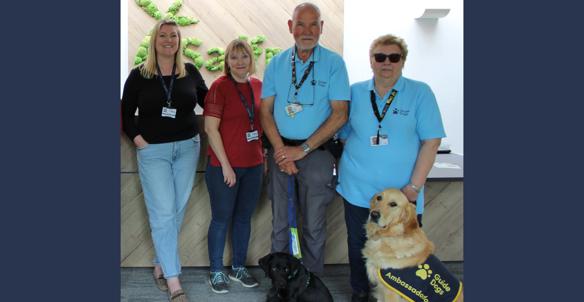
[169,289,188,302]
[153,274,168,292]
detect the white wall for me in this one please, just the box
[343,0,464,154]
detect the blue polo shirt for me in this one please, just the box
[261,45,350,139]
[336,76,446,213]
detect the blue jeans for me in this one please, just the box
[205,163,263,272]
[344,199,371,294]
[137,135,200,278]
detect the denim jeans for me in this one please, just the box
[343,199,371,294]
[205,163,263,272]
[137,135,200,278]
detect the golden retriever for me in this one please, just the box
[362,188,463,302]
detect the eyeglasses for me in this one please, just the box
[373,53,402,63]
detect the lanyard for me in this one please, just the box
[229,75,256,131]
[290,49,315,102]
[370,89,397,142]
[156,62,177,107]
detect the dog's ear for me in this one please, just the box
[258,253,273,276]
[403,203,419,234]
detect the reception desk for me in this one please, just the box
[121,120,463,267]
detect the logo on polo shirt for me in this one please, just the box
[392,108,410,116]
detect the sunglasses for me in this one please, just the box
[373,53,402,63]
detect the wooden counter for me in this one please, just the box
[121,119,463,267]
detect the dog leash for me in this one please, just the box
[287,175,302,259]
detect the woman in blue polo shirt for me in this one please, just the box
[336,34,446,302]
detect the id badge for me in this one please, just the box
[285,103,303,118]
[161,107,177,118]
[370,135,389,146]
[246,130,259,142]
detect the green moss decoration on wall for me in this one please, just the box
[139,35,150,48]
[133,0,202,66]
[182,37,203,48]
[167,0,182,15]
[133,35,151,65]
[136,0,162,20]
[181,37,204,69]
[205,48,225,71]
[131,1,283,72]
[175,16,200,26]
[207,47,225,56]
[250,35,266,45]
[265,47,282,65]
[249,35,266,59]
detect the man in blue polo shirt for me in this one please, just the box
[337,34,446,302]
[259,2,350,275]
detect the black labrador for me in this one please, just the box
[258,252,333,302]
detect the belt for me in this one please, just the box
[281,137,326,150]
[281,137,305,146]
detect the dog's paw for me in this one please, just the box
[415,264,432,280]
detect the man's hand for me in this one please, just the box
[278,161,299,175]
[274,146,306,165]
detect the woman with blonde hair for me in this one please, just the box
[121,19,208,302]
[203,39,263,294]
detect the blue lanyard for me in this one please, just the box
[229,75,255,131]
[156,62,177,107]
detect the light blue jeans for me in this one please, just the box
[137,135,200,278]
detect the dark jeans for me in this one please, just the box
[206,163,263,271]
[343,199,371,294]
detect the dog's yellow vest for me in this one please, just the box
[378,254,463,302]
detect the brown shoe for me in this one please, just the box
[153,274,168,292]
[169,289,188,302]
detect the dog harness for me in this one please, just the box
[378,254,463,302]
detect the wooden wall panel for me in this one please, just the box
[127,0,344,85]
[121,122,463,266]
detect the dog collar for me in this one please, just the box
[288,269,299,280]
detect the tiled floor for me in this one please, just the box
[122,262,463,302]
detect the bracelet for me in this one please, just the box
[409,183,422,193]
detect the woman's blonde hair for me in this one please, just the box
[140,19,186,79]
[223,39,256,76]
[369,34,409,63]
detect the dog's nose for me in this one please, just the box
[370,211,380,223]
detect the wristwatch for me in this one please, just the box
[408,183,422,193]
[301,142,311,154]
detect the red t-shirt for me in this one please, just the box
[204,75,263,168]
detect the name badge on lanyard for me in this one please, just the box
[246,130,259,142]
[158,63,177,119]
[370,134,389,146]
[370,89,397,147]
[230,75,259,143]
[285,103,303,117]
[161,107,177,118]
